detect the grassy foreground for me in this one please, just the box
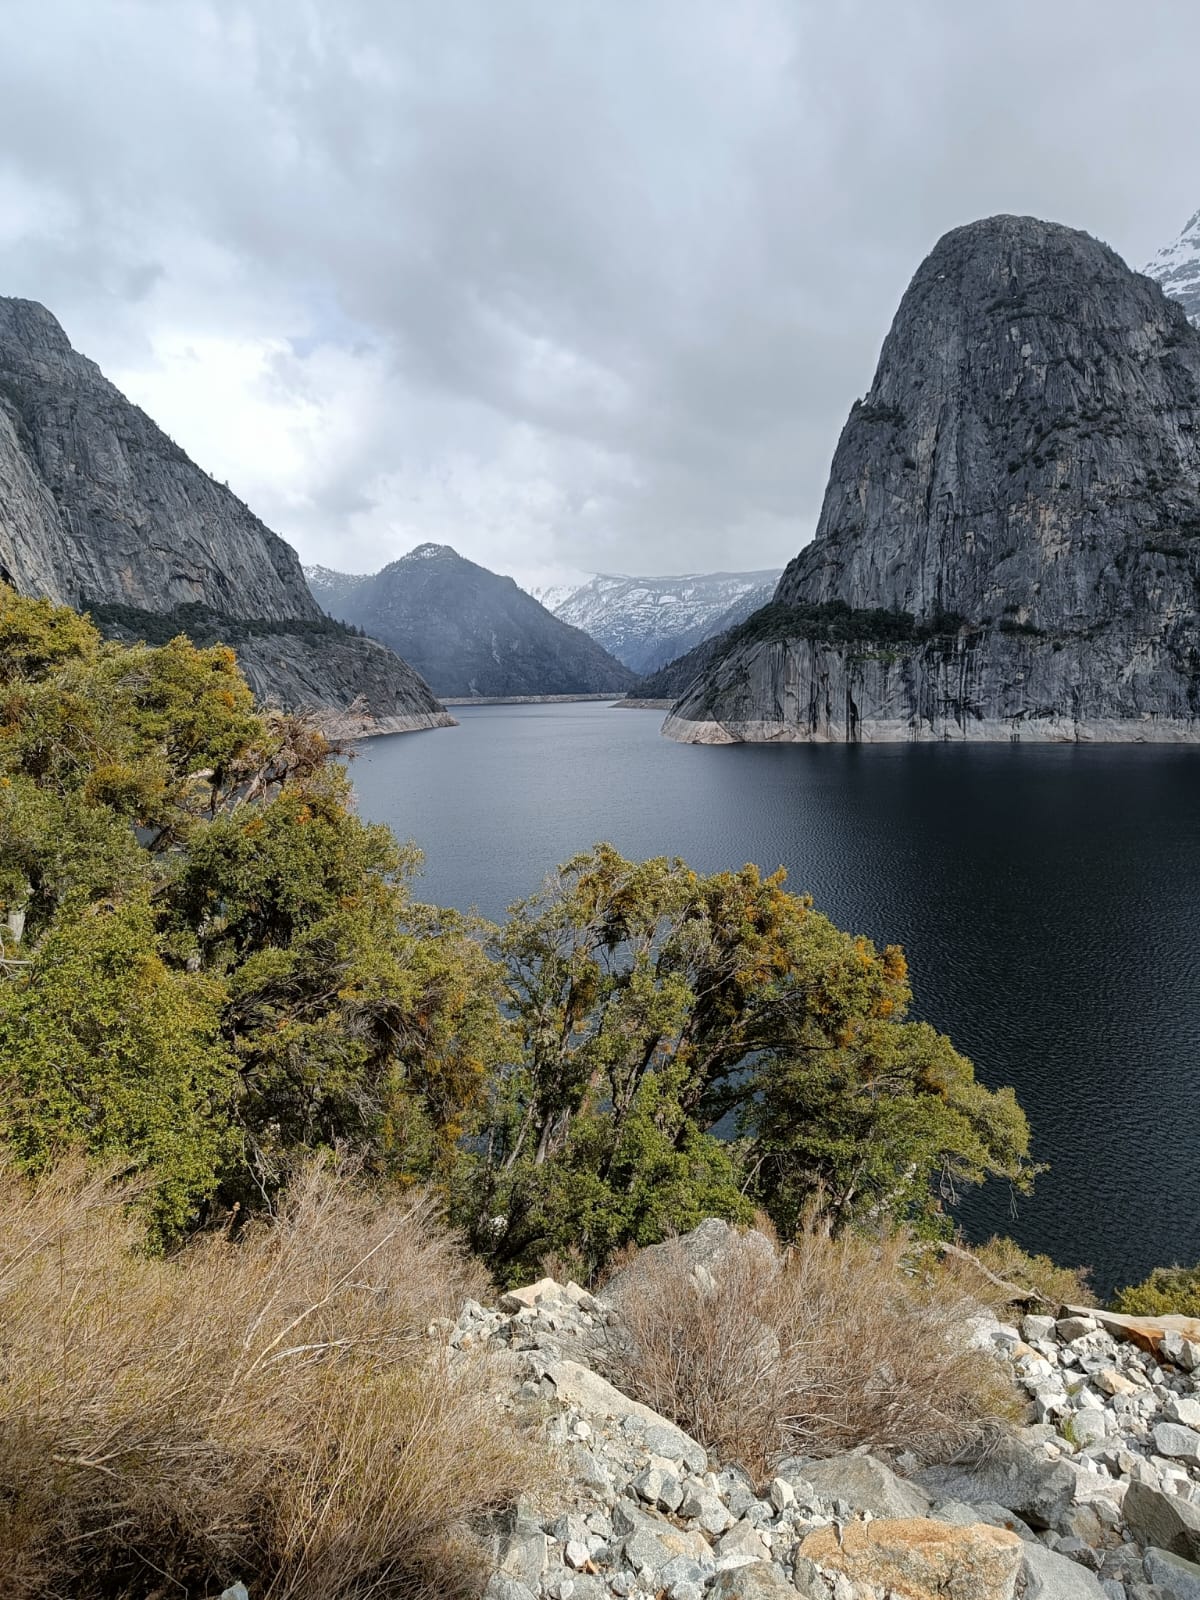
[0,1156,536,1600]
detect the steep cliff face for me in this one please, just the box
[666,216,1200,744]
[0,298,452,733]
[327,544,638,698]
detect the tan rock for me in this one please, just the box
[498,1276,563,1312]
[798,1516,1022,1600]
[1095,1366,1138,1396]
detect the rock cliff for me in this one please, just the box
[0,297,452,734]
[318,544,638,699]
[664,217,1200,744]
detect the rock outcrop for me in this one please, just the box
[315,544,638,698]
[0,297,452,734]
[664,216,1200,744]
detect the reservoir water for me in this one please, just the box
[352,701,1200,1298]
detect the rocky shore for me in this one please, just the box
[440,1223,1200,1600]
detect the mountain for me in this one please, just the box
[664,215,1200,744]
[529,580,585,615]
[1145,207,1200,326]
[623,630,728,704]
[304,564,370,614]
[0,298,451,735]
[315,544,638,698]
[552,569,782,673]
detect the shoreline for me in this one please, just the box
[438,692,624,706]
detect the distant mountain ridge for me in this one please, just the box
[549,568,782,673]
[1145,207,1200,326]
[305,564,370,614]
[307,545,637,698]
[0,297,451,735]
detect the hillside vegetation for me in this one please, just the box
[0,585,1033,1271]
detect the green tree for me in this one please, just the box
[0,586,506,1234]
[0,899,233,1241]
[466,844,1032,1278]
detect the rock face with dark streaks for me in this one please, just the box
[665,216,1200,743]
[0,297,452,735]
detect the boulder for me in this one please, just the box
[798,1516,1022,1599]
[914,1433,1080,1529]
[1144,1546,1200,1598]
[801,1451,933,1519]
[500,1277,564,1313]
[542,1361,706,1472]
[1154,1424,1200,1464]
[714,1517,769,1565]
[1064,1306,1200,1360]
[708,1565,798,1597]
[1020,1541,1109,1598]
[611,1499,712,1578]
[932,1498,1037,1542]
[599,1218,778,1306]
[492,1513,549,1589]
[484,1579,537,1600]
[1124,1480,1200,1563]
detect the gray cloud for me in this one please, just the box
[0,0,1197,585]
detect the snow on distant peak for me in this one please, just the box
[552,568,782,674]
[406,542,457,560]
[1144,208,1200,326]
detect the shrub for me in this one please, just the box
[604,1222,1018,1477]
[1112,1263,1200,1318]
[0,1154,535,1600]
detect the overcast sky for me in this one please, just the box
[1,1,1197,591]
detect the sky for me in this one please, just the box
[1,1,1197,594]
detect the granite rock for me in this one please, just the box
[664,216,1200,746]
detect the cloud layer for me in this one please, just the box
[2,0,1197,586]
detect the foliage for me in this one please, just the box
[0,1153,534,1600]
[1112,1263,1200,1318]
[85,597,370,647]
[0,901,232,1243]
[0,585,506,1235]
[0,585,1034,1272]
[461,842,1032,1280]
[726,599,967,651]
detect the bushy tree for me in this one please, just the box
[463,844,1032,1279]
[0,900,232,1242]
[0,587,505,1235]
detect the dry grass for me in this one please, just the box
[0,1155,535,1600]
[605,1222,1019,1477]
[959,1234,1094,1312]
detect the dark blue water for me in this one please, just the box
[351,702,1200,1298]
